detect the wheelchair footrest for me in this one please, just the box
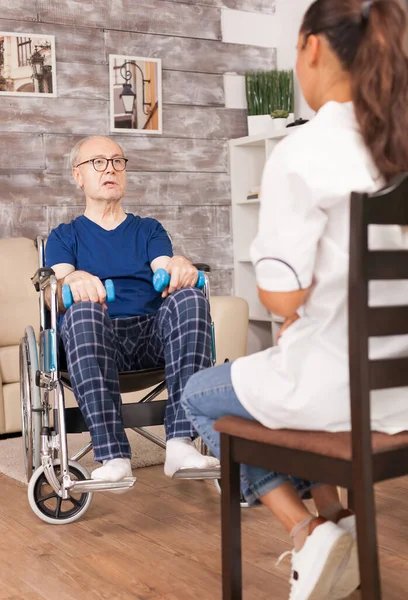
[172,466,221,480]
[68,476,137,493]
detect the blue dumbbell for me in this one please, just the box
[62,279,115,309]
[152,269,206,293]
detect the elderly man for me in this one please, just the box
[45,135,219,484]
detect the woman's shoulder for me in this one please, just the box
[264,122,324,181]
[271,105,365,180]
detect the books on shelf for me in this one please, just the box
[246,186,260,201]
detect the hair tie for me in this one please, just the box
[361,0,375,22]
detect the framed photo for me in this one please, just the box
[0,32,57,97]
[109,54,162,135]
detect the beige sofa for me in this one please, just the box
[0,237,249,435]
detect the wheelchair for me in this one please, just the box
[20,236,224,525]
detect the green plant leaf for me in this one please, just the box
[245,69,294,116]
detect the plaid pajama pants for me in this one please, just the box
[60,288,212,462]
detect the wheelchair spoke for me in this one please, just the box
[55,496,62,518]
[37,491,58,503]
[69,496,83,508]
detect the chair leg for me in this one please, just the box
[347,489,355,511]
[353,480,382,600]
[220,433,242,600]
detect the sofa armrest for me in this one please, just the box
[209,296,249,364]
[0,368,5,434]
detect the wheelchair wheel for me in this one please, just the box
[214,478,250,509]
[27,460,93,525]
[20,326,41,481]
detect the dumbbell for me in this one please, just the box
[152,269,206,293]
[62,279,115,309]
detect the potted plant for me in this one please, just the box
[245,70,295,136]
[270,109,289,132]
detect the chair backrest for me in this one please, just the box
[349,174,408,465]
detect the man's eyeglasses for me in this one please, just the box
[75,157,128,172]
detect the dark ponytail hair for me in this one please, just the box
[300,0,408,182]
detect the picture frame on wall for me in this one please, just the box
[109,54,162,134]
[0,32,57,97]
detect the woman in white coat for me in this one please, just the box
[181,0,408,598]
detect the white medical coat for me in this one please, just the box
[232,101,408,434]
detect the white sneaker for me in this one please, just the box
[277,521,353,600]
[329,516,360,599]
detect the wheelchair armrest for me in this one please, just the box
[31,267,55,292]
[193,263,211,273]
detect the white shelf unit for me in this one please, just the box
[229,130,293,355]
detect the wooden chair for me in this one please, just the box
[214,173,408,600]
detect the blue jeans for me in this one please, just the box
[181,362,315,507]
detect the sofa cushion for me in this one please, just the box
[0,372,4,434]
[0,346,19,384]
[2,382,15,434]
[0,238,39,347]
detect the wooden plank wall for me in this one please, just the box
[0,0,276,295]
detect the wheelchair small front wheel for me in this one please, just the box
[214,479,250,509]
[28,460,93,525]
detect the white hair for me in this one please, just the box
[69,136,125,168]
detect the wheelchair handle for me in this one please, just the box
[62,279,115,309]
[152,269,206,293]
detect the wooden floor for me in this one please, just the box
[0,466,407,600]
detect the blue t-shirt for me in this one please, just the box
[45,214,173,318]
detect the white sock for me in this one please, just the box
[164,438,220,477]
[91,457,133,482]
[319,502,344,522]
[290,514,315,552]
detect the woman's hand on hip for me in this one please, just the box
[277,313,300,344]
